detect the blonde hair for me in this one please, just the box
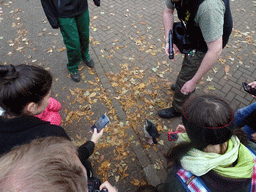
[0,137,88,192]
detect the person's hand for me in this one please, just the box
[181,79,196,95]
[248,81,256,88]
[251,133,256,142]
[99,181,117,192]
[248,81,256,99]
[176,124,186,133]
[90,128,103,144]
[165,43,180,59]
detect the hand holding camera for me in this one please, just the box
[242,82,256,97]
[90,114,109,143]
[90,128,104,144]
[100,181,117,192]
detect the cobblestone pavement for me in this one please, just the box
[0,0,255,190]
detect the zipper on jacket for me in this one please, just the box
[58,0,60,8]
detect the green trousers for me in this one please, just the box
[58,10,90,73]
[172,51,206,113]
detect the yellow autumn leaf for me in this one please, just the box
[66,111,74,122]
[92,41,99,45]
[58,47,66,52]
[111,82,119,87]
[131,179,140,186]
[100,160,110,169]
[157,124,163,132]
[138,83,145,89]
[69,89,76,95]
[89,92,96,98]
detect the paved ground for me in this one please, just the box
[0,0,255,191]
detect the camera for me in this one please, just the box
[88,177,108,192]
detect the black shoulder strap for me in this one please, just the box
[174,0,205,25]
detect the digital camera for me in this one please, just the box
[88,177,108,192]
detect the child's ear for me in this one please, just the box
[25,102,38,114]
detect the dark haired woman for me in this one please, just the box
[0,64,103,177]
[158,95,255,192]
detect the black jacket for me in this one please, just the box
[0,115,95,163]
[40,0,90,29]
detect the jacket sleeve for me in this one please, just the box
[234,103,256,128]
[40,0,59,29]
[77,141,95,162]
[244,109,256,131]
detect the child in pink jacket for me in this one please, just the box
[35,97,62,126]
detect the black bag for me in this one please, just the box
[173,22,193,54]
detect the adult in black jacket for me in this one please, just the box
[40,0,100,82]
[0,64,103,177]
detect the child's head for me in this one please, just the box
[0,64,52,116]
[182,94,234,150]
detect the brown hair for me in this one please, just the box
[165,95,245,167]
[0,137,88,192]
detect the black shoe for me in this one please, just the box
[158,107,181,119]
[70,72,80,82]
[84,59,94,68]
[171,84,176,91]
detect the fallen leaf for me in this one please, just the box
[38,33,44,37]
[69,89,76,95]
[224,65,230,74]
[89,92,96,98]
[58,47,66,52]
[208,85,216,90]
[157,124,163,132]
[92,41,99,45]
[206,76,213,82]
[115,175,120,182]
[131,179,140,186]
[159,140,164,145]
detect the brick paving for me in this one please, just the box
[88,0,256,186]
[0,0,255,189]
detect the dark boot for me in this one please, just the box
[158,107,181,119]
